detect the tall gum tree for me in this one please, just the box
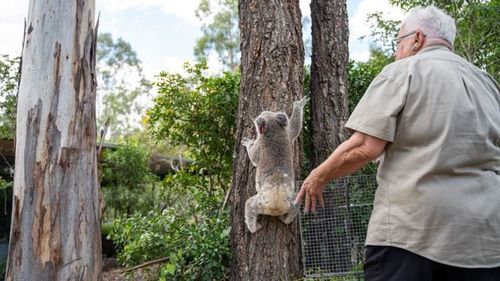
[6,0,102,280]
[308,0,351,273]
[310,0,349,167]
[229,0,304,280]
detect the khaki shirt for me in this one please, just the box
[345,45,500,268]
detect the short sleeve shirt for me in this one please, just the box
[345,45,500,268]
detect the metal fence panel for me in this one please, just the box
[299,174,377,280]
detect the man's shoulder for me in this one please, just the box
[374,59,411,83]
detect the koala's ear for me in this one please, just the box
[276,113,288,127]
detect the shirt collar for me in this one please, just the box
[417,44,453,55]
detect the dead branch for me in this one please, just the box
[120,257,169,273]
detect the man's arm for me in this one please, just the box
[295,131,387,212]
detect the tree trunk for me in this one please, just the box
[6,1,101,280]
[229,0,304,280]
[308,0,351,274]
[310,0,349,168]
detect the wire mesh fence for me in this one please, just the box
[298,174,377,280]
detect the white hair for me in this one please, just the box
[402,5,456,45]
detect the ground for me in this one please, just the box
[102,258,160,281]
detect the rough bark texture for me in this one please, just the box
[308,0,352,273]
[229,1,304,280]
[6,0,102,280]
[310,0,349,168]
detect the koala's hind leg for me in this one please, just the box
[245,194,266,233]
[279,202,298,224]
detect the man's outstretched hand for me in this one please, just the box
[294,169,326,213]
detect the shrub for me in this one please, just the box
[100,141,158,220]
[109,172,230,280]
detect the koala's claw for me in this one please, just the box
[294,96,310,108]
[242,138,254,148]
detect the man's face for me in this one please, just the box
[394,26,418,60]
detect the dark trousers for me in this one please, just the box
[364,246,500,281]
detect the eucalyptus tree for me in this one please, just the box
[195,0,240,72]
[6,1,102,279]
[96,33,151,141]
[230,0,304,279]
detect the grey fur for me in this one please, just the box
[243,96,309,233]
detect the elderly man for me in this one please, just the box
[295,5,500,281]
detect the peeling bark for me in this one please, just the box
[6,1,101,280]
[229,1,304,280]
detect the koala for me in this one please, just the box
[242,96,309,233]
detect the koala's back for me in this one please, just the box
[255,133,295,199]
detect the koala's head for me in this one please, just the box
[254,111,288,135]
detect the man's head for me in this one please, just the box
[395,6,456,60]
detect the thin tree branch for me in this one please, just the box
[121,257,169,273]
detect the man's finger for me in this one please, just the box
[304,192,311,212]
[311,195,316,212]
[294,187,305,205]
[318,193,325,208]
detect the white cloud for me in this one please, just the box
[206,52,224,74]
[350,50,370,62]
[300,0,311,18]
[98,0,202,26]
[0,2,28,56]
[347,0,404,61]
[143,56,186,78]
[349,0,404,41]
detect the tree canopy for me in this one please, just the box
[194,0,240,72]
[96,33,152,141]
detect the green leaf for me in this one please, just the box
[165,262,176,275]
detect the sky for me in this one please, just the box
[0,0,404,81]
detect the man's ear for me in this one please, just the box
[414,29,426,50]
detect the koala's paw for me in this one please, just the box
[247,222,263,233]
[242,138,254,148]
[294,96,310,108]
[279,211,298,225]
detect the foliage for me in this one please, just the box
[365,12,401,55]
[108,63,238,280]
[0,34,152,141]
[301,67,313,176]
[368,0,499,81]
[195,0,240,72]
[96,33,152,140]
[109,171,230,281]
[100,141,157,219]
[0,55,20,140]
[0,176,12,192]
[147,62,240,190]
[347,49,393,114]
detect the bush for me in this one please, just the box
[100,141,158,220]
[147,62,239,187]
[107,63,236,280]
[109,171,230,281]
